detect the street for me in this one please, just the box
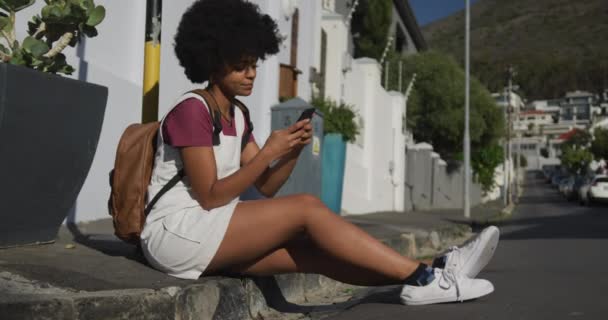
[326,172,608,319]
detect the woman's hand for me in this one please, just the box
[261,119,309,161]
[292,120,313,151]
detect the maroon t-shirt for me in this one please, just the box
[162,98,255,147]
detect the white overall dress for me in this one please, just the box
[140,92,243,279]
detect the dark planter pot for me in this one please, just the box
[0,63,108,248]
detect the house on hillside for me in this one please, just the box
[528,99,561,121]
[515,110,553,134]
[511,136,547,170]
[492,91,525,112]
[558,90,598,124]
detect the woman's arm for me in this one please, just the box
[241,119,313,197]
[182,145,272,210]
[183,120,308,210]
[241,143,301,197]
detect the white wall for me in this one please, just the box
[296,0,322,101]
[320,12,348,102]
[389,92,406,211]
[341,58,406,214]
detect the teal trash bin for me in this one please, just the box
[321,133,347,214]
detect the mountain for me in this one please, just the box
[422,0,608,100]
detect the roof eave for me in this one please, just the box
[393,0,428,51]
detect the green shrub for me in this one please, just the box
[471,144,504,192]
[311,96,360,143]
[0,0,106,74]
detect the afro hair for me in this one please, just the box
[174,0,282,83]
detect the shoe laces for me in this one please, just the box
[445,246,461,270]
[438,268,463,302]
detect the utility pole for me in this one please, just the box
[503,86,509,206]
[506,65,515,204]
[515,131,521,200]
[463,0,471,219]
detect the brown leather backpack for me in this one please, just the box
[108,89,253,245]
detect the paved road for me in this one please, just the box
[325,172,608,320]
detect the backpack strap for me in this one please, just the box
[191,89,253,152]
[190,89,222,146]
[144,168,185,216]
[234,98,254,152]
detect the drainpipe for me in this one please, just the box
[142,0,162,123]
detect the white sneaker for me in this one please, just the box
[400,268,494,306]
[444,226,500,278]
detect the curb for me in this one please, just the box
[0,224,475,320]
[0,274,353,320]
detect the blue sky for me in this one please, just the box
[409,0,480,26]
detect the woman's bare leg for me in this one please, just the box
[212,235,410,286]
[205,194,421,285]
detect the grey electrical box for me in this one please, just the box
[271,97,324,198]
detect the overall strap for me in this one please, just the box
[234,98,254,151]
[144,168,185,216]
[190,89,222,146]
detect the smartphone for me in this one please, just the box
[297,107,316,122]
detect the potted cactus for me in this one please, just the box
[0,0,108,247]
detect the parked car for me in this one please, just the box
[579,175,608,205]
[543,165,561,184]
[565,176,586,201]
[559,176,572,195]
[552,174,567,188]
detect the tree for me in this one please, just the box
[591,127,608,160]
[389,51,505,191]
[471,144,504,192]
[561,129,592,150]
[559,129,594,175]
[392,51,505,158]
[351,0,392,59]
[560,146,593,175]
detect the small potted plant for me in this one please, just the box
[312,96,359,214]
[0,0,108,247]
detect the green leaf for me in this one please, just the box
[85,5,104,26]
[27,15,43,36]
[8,49,25,65]
[22,36,50,57]
[61,3,72,18]
[31,56,46,67]
[0,0,35,13]
[41,5,63,20]
[79,0,94,11]
[0,42,9,54]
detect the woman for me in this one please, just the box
[140,0,499,306]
